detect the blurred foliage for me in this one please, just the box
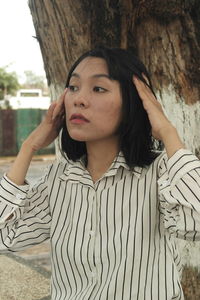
[0,67,20,100]
[21,70,49,95]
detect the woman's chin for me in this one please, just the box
[69,132,87,142]
[68,129,101,143]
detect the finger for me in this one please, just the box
[46,102,57,121]
[133,75,150,90]
[142,73,150,85]
[133,76,157,103]
[54,112,66,134]
[52,88,68,120]
[57,88,68,105]
[134,74,151,91]
[54,88,67,111]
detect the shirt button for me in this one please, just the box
[89,230,95,236]
[16,193,23,200]
[161,180,169,187]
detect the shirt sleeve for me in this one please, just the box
[157,148,200,241]
[0,165,53,252]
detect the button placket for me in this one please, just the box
[91,270,96,278]
[88,190,96,236]
[88,190,97,279]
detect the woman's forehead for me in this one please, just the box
[73,57,109,76]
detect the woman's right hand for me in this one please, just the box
[24,89,67,152]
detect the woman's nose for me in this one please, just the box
[74,94,89,108]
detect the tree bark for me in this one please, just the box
[133,1,200,156]
[29,0,200,297]
[28,0,200,155]
[28,0,91,97]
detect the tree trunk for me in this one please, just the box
[29,0,200,297]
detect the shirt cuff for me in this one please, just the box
[0,174,30,207]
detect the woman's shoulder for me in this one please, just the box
[137,150,167,179]
[47,154,82,182]
[149,148,198,179]
[43,155,67,179]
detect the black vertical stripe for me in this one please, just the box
[65,184,79,295]
[98,188,111,299]
[113,176,126,299]
[106,182,118,298]
[164,235,168,300]
[121,176,133,299]
[129,177,140,299]
[145,164,155,299]
[92,177,108,299]
[136,175,147,299]
[52,181,67,299]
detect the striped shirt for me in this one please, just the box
[0,148,200,300]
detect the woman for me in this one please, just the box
[0,47,200,300]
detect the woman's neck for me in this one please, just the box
[86,138,119,182]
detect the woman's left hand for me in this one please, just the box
[133,76,174,141]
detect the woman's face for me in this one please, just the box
[64,57,122,144]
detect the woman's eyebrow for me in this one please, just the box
[92,74,112,80]
[71,73,80,78]
[71,72,112,80]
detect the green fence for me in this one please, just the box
[0,109,17,156]
[0,109,55,156]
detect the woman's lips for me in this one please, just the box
[70,118,89,124]
[70,114,89,124]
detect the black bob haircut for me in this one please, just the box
[61,47,162,168]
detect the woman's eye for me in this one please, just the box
[93,86,107,93]
[68,85,78,92]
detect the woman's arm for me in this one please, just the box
[7,90,66,185]
[133,76,200,240]
[0,90,66,249]
[0,167,52,251]
[157,149,200,241]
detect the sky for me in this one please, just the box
[0,0,46,83]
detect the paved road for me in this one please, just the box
[0,155,55,181]
[0,253,51,300]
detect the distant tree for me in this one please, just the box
[0,67,20,100]
[0,99,12,110]
[21,70,49,95]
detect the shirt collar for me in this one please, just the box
[105,151,143,179]
[58,151,143,184]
